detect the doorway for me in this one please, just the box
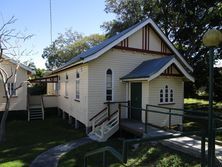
[130,82,142,121]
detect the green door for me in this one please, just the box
[131,82,142,121]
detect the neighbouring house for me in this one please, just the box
[46,18,194,141]
[0,55,33,112]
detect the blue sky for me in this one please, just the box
[1,0,115,68]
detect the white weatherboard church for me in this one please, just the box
[47,18,194,141]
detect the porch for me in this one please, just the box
[88,101,222,166]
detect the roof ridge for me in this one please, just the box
[54,18,150,72]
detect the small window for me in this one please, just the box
[165,85,168,102]
[76,72,80,100]
[65,75,68,97]
[106,69,112,101]
[54,82,60,95]
[160,89,163,103]
[65,81,68,97]
[170,89,173,102]
[159,85,174,104]
[7,83,16,96]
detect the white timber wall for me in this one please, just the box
[88,48,163,122]
[0,60,28,111]
[54,64,89,126]
[43,95,58,108]
[148,76,184,127]
[128,29,142,49]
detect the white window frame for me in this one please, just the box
[106,69,113,101]
[65,74,68,97]
[54,82,60,95]
[160,89,163,103]
[170,89,174,102]
[159,85,174,104]
[165,85,169,103]
[75,72,80,100]
[7,83,16,96]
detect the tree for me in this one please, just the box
[23,59,36,71]
[42,29,105,70]
[0,16,32,144]
[102,0,222,96]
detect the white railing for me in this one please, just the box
[99,112,119,139]
[92,110,108,132]
[89,110,119,142]
[90,107,108,132]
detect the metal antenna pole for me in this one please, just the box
[49,0,53,43]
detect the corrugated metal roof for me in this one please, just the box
[121,56,174,79]
[53,19,148,72]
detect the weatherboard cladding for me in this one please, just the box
[121,56,174,79]
[54,19,148,72]
[53,18,193,73]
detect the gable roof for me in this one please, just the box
[1,54,34,73]
[53,18,193,73]
[121,56,194,82]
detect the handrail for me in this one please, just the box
[84,130,206,167]
[104,101,128,104]
[95,110,119,127]
[85,146,123,161]
[89,107,107,121]
[147,104,208,115]
[121,104,208,120]
[84,146,124,167]
[41,95,45,120]
[216,127,222,133]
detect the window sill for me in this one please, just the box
[64,96,69,99]
[74,99,80,102]
[158,102,175,105]
[3,95,18,98]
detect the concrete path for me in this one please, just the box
[145,127,222,162]
[30,129,222,167]
[162,136,222,162]
[30,137,92,167]
[121,119,222,163]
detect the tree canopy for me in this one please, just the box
[42,29,105,70]
[102,0,222,97]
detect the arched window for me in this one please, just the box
[170,89,173,102]
[165,85,168,102]
[106,69,112,101]
[76,72,80,100]
[160,85,174,104]
[160,89,163,103]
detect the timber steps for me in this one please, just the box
[28,95,45,121]
[29,105,44,120]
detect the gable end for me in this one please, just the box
[114,24,172,56]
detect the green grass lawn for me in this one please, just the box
[2,98,220,167]
[58,138,201,167]
[0,114,201,167]
[184,98,222,111]
[0,116,85,167]
[184,98,222,141]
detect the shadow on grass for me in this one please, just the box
[0,116,85,167]
[58,139,201,167]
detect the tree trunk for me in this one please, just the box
[0,98,10,144]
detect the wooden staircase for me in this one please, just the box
[88,107,119,142]
[28,95,45,121]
